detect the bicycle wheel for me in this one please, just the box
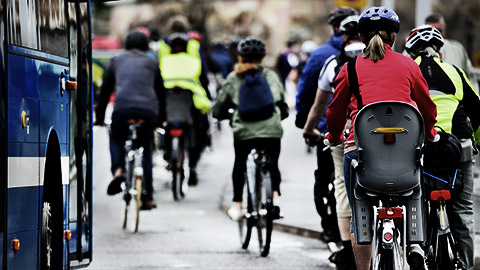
[256,167,273,257]
[239,180,254,249]
[171,137,182,201]
[378,249,395,270]
[436,234,455,269]
[122,155,134,229]
[133,177,142,233]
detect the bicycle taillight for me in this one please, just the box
[430,190,451,201]
[170,128,183,137]
[378,207,402,219]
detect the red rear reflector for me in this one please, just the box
[169,129,183,137]
[11,239,20,251]
[383,133,396,143]
[384,232,393,241]
[379,208,402,219]
[64,230,72,240]
[430,190,451,201]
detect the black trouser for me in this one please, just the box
[232,138,281,202]
[110,109,157,201]
[314,139,340,237]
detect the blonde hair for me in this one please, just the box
[363,31,395,62]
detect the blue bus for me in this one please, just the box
[1,0,93,269]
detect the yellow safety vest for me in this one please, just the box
[158,39,210,113]
[415,56,480,143]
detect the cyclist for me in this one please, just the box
[405,24,480,270]
[158,21,211,186]
[424,14,478,91]
[324,7,438,270]
[94,30,166,210]
[295,6,357,244]
[212,37,289,221]
[303,15,364,270]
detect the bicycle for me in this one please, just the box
[165,88,194,201]
[168,122,189,201]
[423,167,463,269]
[121,119,145,233]
[349,102,426,269]
[238,149,274,257]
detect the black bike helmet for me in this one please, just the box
[405,25,444,54]
[339,15,360,37]
[168,32,189,53]
[237,37,266,59]
[125,30,149,51]
[327,7,358,27]
[358,6,400,34]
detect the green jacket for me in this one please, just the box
[212,63,289,141]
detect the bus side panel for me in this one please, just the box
[6,186,39,269]
[7,231,38,270]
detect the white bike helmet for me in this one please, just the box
[405,25,444,54]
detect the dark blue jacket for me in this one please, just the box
[295,33,342,133]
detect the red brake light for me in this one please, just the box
[430,190,451,201]
[169,128,183,137]
[383,133,396,144]
[379,208,402,219]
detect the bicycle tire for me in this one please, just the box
[122,156,135,229]
[171,137,186,201]
[257,167,273,257]
[133,177,142,233]
[436,234,455,269]
[371,218,381,270]
[240,182,254,249]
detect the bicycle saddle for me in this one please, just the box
[354,101,424,195]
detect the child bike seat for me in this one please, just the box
[354,101,424,195]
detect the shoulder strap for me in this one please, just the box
[347,56,363,110]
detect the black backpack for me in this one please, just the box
[423,129,464,194]
[237,68,275,122]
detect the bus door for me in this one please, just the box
[0,2,5,268]
[67,0,93,267]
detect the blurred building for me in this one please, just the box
[92,0,480,67]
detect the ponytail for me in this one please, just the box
[363,31,395,62]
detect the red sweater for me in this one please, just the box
[326,45,437,146]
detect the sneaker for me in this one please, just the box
[188,169,198,186]
[407,244,426,270]
[319,230,341,243]
[107,175,126,195]
[272,205,284,220]
[227,205,243,222]
[140,200,157,210]
[328,248,356,270]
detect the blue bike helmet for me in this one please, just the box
[358,6,400,34]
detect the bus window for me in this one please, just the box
[37,0,68,58]
[7,0,39,50]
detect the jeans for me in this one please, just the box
[343,149,358,233]
[448,139,475,270]
[110,109,157,201]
